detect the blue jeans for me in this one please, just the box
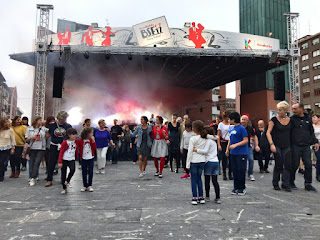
[82,158,94,187]
[247,147,254,176]
[112,140,121,163]
[230,154,247,191]
[190,162,205,198]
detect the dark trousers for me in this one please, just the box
[47,145,59,182]
[10,146,23,172]
[205,175,220,199]
[81,158,94,188]
[44,148,50,171]
[121,142,130,161]
[0,150,10,181]
[258,149,270,170]
[29,150,45,179]
[181,149,190,174]
[112,140,121,163]
[273,146,291,187]
[169,149,180,170]
[314,148,320,178]
[291,145,313,184]
[21,157,27,168]
[220,141,232,176]
[132,144,138,162]
[61,160,76,190]
[230,154,247,191]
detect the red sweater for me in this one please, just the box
[77,138,97,160]
[151,125,168,140]
[58,140,80,164]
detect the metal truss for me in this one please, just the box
[52,98,62,116]
[34,4,53,118]
[285,12,300,111]
[50,45,291,61]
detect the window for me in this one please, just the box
[313,62,320,70]
[315,88,320,96]
[314,75,320,82]
[302,65,309,73]
[302,78,310,85]
[313,50,320,57]
[302,54,309,61]
[303,91,310,98]
[313,38,320,45]
[304,104,311,109]
[301,43,308,49]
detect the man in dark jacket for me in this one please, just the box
[290,103,319,191]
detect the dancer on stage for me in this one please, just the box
[131,116,153,178]
[151,116,169,178]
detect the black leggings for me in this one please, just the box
[10,146,23,172]
[61,160,75,190]
[220,142,232,176]
[205,175,220,199]
[169,149,180,170]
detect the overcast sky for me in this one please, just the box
[0,0,319,119]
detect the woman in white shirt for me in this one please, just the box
[25,117,48,186]
[312,114,320,182]
[186,120,207,205]
[194,126,221,204]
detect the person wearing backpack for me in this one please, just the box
[256,120,271,173]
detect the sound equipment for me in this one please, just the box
[53,67,65,98]
[273,71,285,101]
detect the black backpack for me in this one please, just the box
[260,126,271,152]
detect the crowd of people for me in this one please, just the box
[0,101,319,204]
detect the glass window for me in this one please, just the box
[302,65,309,73]
[302,54,309,61]
[303,91,311,98]
[301,43,308,49]
[313,38,320,45]
[313,50,320,57]
[314,75,320,82]
[302,78,310,85]
[315,89,320,96]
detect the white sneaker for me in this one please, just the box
[29,178,36,186]
[154,172,159,176]
[96,170,100,174]
[143,171,147,175]
[199,198,206,204]
[191,198,198,205]
[139,173,144,178]
[249,175,255,181]
[100,170,105,174]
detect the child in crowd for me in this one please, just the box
[78,127,97,192]
[186,120,207,205]
[226,112,248,196]
[58,128,79,194]
[180,122,195,179]
[193,126,221,204]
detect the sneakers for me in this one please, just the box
[290,183,298,190]
[139,173,144,178]
[88,186,94,192]
[223,174,227,181]
[96,170,101,174]
[281,185,292,192]
[191,198,198,205]
[305,184,317,192]
[80,187,87,192]
[100,170,105,174]
[142,171,146,175]
[61,189,67,194]
[199,197,205,204]
[29,178,36,186]
[238,189,247,196]
[229,174,233,180]
[259,169,264,173]
[181,173,190,179]
[205,196,210,202]
[175,169,179,173]
[249,175,255,181]
[78,165,82,169]
[21,166,26,171]
[67,182,72,188]
[231,189,238,195]
[214,198,222,204]
[264,169,270,173]
[273,185,281,191]
[154,172,159,176]
[159,174,163,178]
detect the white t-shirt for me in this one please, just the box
[82,140,93,160]
[25,127,49,150]
[180,130,196,150]
[186,135,206,169]
[218,122,230,141]
[63,140,77,161]
[197,139,219,162]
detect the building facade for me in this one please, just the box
[299,33,320,112]
[239,0,290,125]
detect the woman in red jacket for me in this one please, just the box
[78,127,97,192]
[151,116,169,178]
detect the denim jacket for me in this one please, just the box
[130,125,153,148]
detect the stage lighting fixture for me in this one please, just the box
[84,51,89,59]
[64,46,71,61]
[128,54,132,60]
[184,22,191,28]
[266,32,273,37]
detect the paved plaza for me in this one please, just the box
[1,160,320,240]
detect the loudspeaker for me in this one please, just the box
[53,67,65,98]
[273,71,285,101]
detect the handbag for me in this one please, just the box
[26,128,41,155]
